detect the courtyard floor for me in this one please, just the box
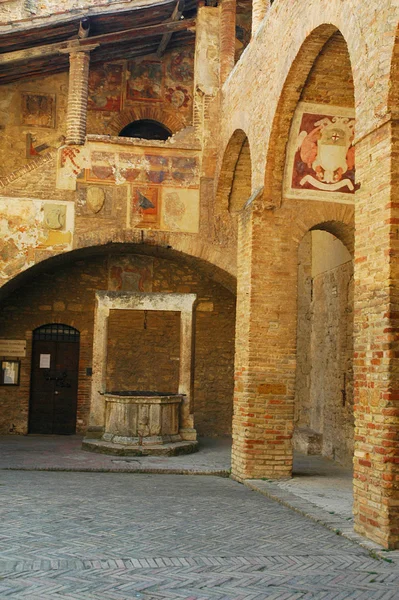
[0,436,398,598]
[1,470,399,599]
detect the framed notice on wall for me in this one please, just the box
[0,360,20,386]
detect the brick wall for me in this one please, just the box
[107,309,180,394]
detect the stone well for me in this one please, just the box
[83,292,198,456]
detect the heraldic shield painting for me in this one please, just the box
[284,103,358,203]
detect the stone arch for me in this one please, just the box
[263,24,355,207]
[215,129,252,214]
[0,242,237,305]
[106,107,185,137]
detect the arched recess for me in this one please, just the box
[295,221,354,466]
[107,106,185,137]
[215,129,252,214]
[263,24,355,207]
[119,119,172,141]
[0,244,237,439]
[214,129,252,247]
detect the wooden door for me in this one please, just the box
[29,325,80,435]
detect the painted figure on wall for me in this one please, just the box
[294,113,356,193]
[132,186,160,227]
[88,64,123,111]
[127,60,163,102]
[21,94,55,128]
[167,49,194,82]
[165,86,190,109]
[108,256,153,292]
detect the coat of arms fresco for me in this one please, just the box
[284,103,358,203]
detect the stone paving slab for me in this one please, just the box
[0,435,231,475]
[0,472,399,599]
[1,435,399,565]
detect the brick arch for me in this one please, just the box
[220,0,386,196]
[0,236,237,305]
[293,203,355,256]
[310,221,354,257]
[215,129,252,214]
[106,107,186,137]
[263,24,355,208]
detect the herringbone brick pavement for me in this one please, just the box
[0,472,398,599]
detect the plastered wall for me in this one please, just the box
[0,72,68,176]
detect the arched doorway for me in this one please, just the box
[295,228,354,465]
[29,324,80,435]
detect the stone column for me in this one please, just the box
[352,119,399,549]
[178,308,197,440]
[219,0,236,85]
[88,299,109,437]
[252,0,270,37]
[232,203,297,481]
[64,47,93,145]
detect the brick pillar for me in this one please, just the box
[252,0,270,36]
[65,49,91,145]
[353,120,399,549]
[219,0,236,85]
[232,204,297,481]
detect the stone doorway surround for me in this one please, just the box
[84,291,197,453]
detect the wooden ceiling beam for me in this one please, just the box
[156,0,185,57]
[0,17,196,67]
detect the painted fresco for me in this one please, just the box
[161,188,199,233]
[88,64,123,112]
[285,103,357,203]
[131,186,160,227]
[108,256,153,292]
[165,86,190,109]
[167,49,194,82]
[126,60,163,102]
[56,141,200,234]
[84,149,199,188]
[21,93,55,128]
[86,48,195,129]
[0,198,74,285]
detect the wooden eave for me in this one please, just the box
[0,0,197,84]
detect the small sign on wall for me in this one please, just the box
[0,340,26,357]
[1,360,20,386]
[39,354,51,369]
